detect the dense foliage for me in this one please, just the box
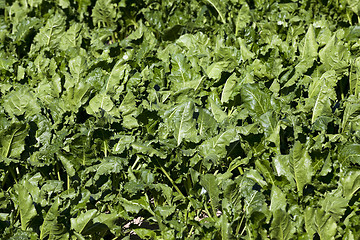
[1,0,360,239]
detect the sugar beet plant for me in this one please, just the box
[1,0,360,239]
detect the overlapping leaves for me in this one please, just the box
[1,0,360,239]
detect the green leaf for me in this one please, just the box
[58,154,76,177]
[40,197,66,239]
[270,209,295,240]
[341,96,360,132]
[290,141,312,196]
[59,23,83,51]
[168,53,202,91]
[241,84,272,117]
[307,70,337,123]
[206,61,232,80]
[71,209,98,234]
[221,73,239,103]
[320,189,348,221]
[340,169,360,199]
[3,87,41,118]
[132,142,167,159]
[339,144,360,165]
[208,96,227,123]
[199,128,237,163]
[86,92,114,115]
[270,185,287,212]
[163,101,198,146]
[200,174,220,214]
[296,24,318,73]
[92,0,117,28]
[238,37,255,61]
[32,13,65,51]
[16,180,38,231]
[314,209,337,240]
[349,57,360,97]
[319,34,350,72]
[0,122,28,159]
[197,108,217,138]
[218,213,232,239]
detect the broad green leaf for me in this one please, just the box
[40,197,66,239]
[3,87,41,118]
[68,56,86,82]
[319,34,350,73]
[163,101,198,146]
[296,24,318,73]
[290,141,312,196]
[320,189,348,221]
[208,96,227,123]
[93,212,119,230]
[255,159,275,186]
[341,96,360,132]
[235,4,251,35]
[197,108,217,138]
[92,0,117,28]
[221,73,239,103]
[62,73,91,113]
[238,37,255,61]
[16,181,37,231]
[41,180,64,196]
[155,205,176,219]
[270,209,295,240]
[270,185,287,212]
[339,144,360,165]
[86,92,114,115]
[314,209,337,240]
[86,157,127,181]
[119,197,142,214]
[241,84,272,117]
[59,22,83,51]
[13,18,41,44]
[132,142,167,159]
[0,122,28,159]
[217,213,232,239]
[349,57,360,97]
[105,62,130,94]
[259,111,280,147]
[112,135,135,154]
[206,61,232,80]
[340,169,360,199]
[168,53,202,91]
[347,0,360,16]
[199,128,237,163]
[58,154,76,177]
[32,13,65,51]
[119,91,138,116]
[244,189,267,217]
[200,174,220,213]
[133,229,157,239]
[307,70,337,123]
[71,209,98,234]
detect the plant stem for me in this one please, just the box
[157,162,185,199]
[56,163,61,182]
